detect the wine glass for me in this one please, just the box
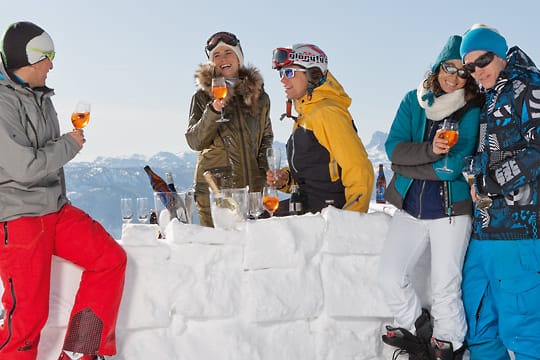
[436,120,459,173]
[248,191,264,220]
[136,197,150,223]
[211,77,229,123]
[462,156,493,209]
[120,198,133,224]
[266,147,281,187]
[262,186,279,217]
[71,101,91,129]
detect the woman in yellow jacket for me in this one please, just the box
[268,44,373,213]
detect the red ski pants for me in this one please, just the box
[0,204,127,359]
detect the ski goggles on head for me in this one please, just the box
[279,67,307,79]
[463,51,495,73]
[272,48,294,69]
[441,62,469,79]
[30,47,55,61]
[205,32,240,55]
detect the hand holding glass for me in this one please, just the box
[462,156,493,209]
[71,101,91,129]
[211,77,229,123]
[436,121,459,173]
[266,147,281,188]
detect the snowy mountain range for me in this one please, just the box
[65,132,389,239]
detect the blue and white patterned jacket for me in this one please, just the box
[473,46,540,240]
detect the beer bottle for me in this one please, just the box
[289,184,303,215]
[376,164,386,204]
[143,165,177,219]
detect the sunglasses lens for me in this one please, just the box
[463,63,476,73]
[457,70,469,79]
[476,52,495,68]
[442,63,457,75]
[279,68,294,79]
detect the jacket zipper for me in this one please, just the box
[416,180,427,218]
[3,222,7,245]
[235,101,250,186]
[290,129,298,173]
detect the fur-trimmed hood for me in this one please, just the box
[194,62,264,114]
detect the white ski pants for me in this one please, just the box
[378,210,471,348]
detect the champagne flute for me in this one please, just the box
[120,198,133,224]
[436,120,459,173]
[266,146,281,188]
[248,191,264,220]
[462,156,493,209]
[136,197,150,223]
[211,77,229,123]
[262,186,279,217]
[71,101,91,129]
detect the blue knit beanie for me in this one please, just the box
[432,35,462,72]
[460,25,508,60]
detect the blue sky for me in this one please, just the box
[2,0,539,161]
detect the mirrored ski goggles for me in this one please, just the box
[272,48,294,69]
[30,47,55,61]
[441,62,469,79]
[205,32,240,54]
[278,67,307,79]
[463,51,495,73]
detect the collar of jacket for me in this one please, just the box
[293,70,351,119]
[194,62,264,108]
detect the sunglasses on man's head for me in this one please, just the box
[463,52,495,73]
[205,32,240,56]
[441,62,469,79]
[279,68,307,79]
[30,47,55,61]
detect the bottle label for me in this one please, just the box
[289,202,302,214]
[376,185,386,203]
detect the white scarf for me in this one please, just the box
[416,82,466,121]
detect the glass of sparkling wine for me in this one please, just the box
[211,77,229,123]
[262,186,279,217]
[120,198,133,224]
[136,197,150,223]
[266,146,281,187]
[462,156,493,209]
[436,120,459,173]
[71,101,91,129]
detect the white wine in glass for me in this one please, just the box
[71,101,91,129]
[211,77,229,123]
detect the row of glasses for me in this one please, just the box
[120,197,151,224]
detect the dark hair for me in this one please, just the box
[423,66,480,102]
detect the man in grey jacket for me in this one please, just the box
[0,21,126,360]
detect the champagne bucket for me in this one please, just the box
[153,190,194,226]
[209,186,248,230]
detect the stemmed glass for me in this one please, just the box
[120,198,133,224]
[436,120,459,173]
[136,197,150,223]
[262,186,279,217]
[211,77,229,123]
[71,101,91,129]
[266,146,281,187]
[462,156,493,209]
[248,191,264,220]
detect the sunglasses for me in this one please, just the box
[205,32,240,56]
[463,52,495,73]
[441,62,469,79]
[273,48,294,69]
[30,47,55,61]
[279,68,307,79]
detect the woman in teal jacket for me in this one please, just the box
[378,35,482,360]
